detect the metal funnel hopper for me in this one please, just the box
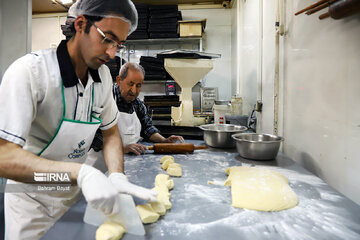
[164,58,213,126]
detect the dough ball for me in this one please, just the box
[155,173,174,190]
[166,163,182,177]
[161,158,175,170]
[225,166,298,211]
[136,204,160,224]
[160,155,174,164]
[96,221,126,240]
[155,173,170,183]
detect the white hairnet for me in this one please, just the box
[68,0,138,35]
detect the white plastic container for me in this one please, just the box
[83,171,145,236]
[213,100,231,124]
[83,193,145,236]
[231,95,243,115]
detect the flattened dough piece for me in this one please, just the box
[96,221,126,240]
[161,158,175,170]
[160,155,174,164]
[224,166,287,186]
[155,173,174,190]
[166,163,182,177]
[225,166,298,211]
[136,204,160,224]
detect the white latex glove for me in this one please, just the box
[108,172,158,202]
[77,164,119,215]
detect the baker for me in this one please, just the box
[0,0,157,239]
[91,62,184,156]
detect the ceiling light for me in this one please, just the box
[59,0,73,4]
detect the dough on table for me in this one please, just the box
[150,201,166,216]
[155,173,174,190]
[161,158,175,170]
[154,184,171,197]
[152,185,172,210]
[136,204,160,224]
[96,221,126,240]
[167,179,174,190]
[225,166,298,211]
[166,163,182,177]
[135,173,174,225]
[160,155,174,164]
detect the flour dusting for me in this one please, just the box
[122,148,360,240]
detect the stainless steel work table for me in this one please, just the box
[41,140,360,240]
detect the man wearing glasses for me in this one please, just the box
[0,0,156,239]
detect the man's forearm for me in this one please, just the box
[0,138,81,184]
[149,132,166,143]
[102,125,124,174]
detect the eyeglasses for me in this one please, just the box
[90,21,126,54]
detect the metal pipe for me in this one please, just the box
[274,0,285,135]
[257,0,264,116]
[236,0,241,97]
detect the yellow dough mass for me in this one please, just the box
[136,204,160,224]
[225,166,298,211]
[161,158,175,170]
[166,163,182,177]
[155,174,174,190]
[160,155,174,164]
[150,201,166,216]
[152,185,172,210]
[96,173,176,236]
[136,173,175,224]
[96,221,126,240]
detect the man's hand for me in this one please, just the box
[164,135,184,143]
[77,164,119,215]
[124,143,147,155]
[108,172,158,202]
[149,133,184,144]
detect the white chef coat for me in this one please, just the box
[0,40,119,239]
[0,40,119,153]
[5,84,102,240]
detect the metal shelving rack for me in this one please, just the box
[120,37,203,84]
[122,37,203,61]
[124,37,203,53]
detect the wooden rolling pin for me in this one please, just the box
[146,143,208,154]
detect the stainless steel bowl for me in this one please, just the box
[199,124,248,148]
[232,133,284,160]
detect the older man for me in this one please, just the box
[92,62,184,155]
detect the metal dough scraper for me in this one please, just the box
[83,193,145,236]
